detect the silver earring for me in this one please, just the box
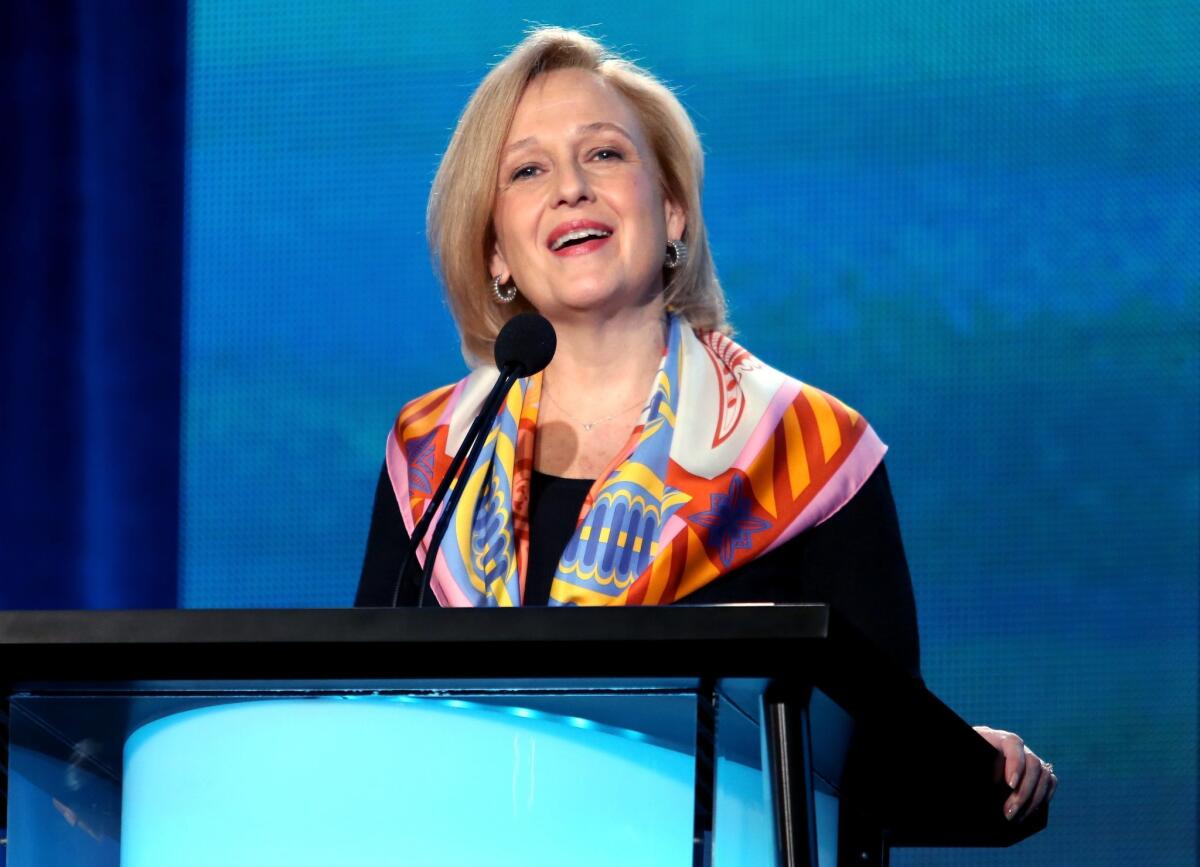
[492,275,517,304]
[664,239,688,270]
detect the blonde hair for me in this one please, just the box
[428,26,727,364]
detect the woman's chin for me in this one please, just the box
[540,284,628,317]
[537,276,661,321]
[553,297,659,325]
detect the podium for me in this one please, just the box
[0,606,1044,866]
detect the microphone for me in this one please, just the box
[389,313,556,607]
[494,310,556,376]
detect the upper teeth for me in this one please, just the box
[552,228,611,250]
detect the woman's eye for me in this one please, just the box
[592,148,623,161]
[510,165,540,181]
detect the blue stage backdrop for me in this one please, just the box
[180,3,1198,865]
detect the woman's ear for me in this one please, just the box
[664,194,687,244]
[488,244,509,284]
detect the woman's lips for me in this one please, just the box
[551,234,613,257]
[546,219,615,256]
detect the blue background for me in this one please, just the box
[178,2,1198,865]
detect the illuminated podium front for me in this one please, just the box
[0,607,1044,866]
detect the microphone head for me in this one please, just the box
[494,312,556,376]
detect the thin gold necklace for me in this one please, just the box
[542,379,646,433]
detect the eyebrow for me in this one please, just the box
[502,121,637,156]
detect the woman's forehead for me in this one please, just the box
[507,69,642,142]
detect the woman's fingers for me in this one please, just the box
[1018,760,1056,821]
[973,726,1057,820]
[1003,734,1027,790]
[974,726,1026,789]
[1005,748,1040,819]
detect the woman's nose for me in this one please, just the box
[552,162,593,208]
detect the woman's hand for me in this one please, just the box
[973,725,1058,821]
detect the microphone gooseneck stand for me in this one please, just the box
[389,312,556,608]
[414,367,519,608]
[388,369,515,607]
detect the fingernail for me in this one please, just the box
[1005,803,1018,821]
[1008,773,1018,789]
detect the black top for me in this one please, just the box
[523,471,594,606]
[357,461,921,679]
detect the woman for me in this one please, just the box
[356,26,1056,822]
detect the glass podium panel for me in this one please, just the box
[711,684,847,867]
[712,689,774,867]
[6,685,710,867]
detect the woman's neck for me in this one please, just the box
[541,305,666,409]
[532,303,668,479]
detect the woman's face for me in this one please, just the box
[490,68,686,323]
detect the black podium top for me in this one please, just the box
[0,604,835,686]
[0,605,1044,850]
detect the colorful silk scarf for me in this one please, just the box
[385,315,886,607]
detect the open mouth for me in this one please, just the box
[551,227,613,251]
[547,221,615,255]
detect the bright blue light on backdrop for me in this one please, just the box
[182,3,1199,865]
